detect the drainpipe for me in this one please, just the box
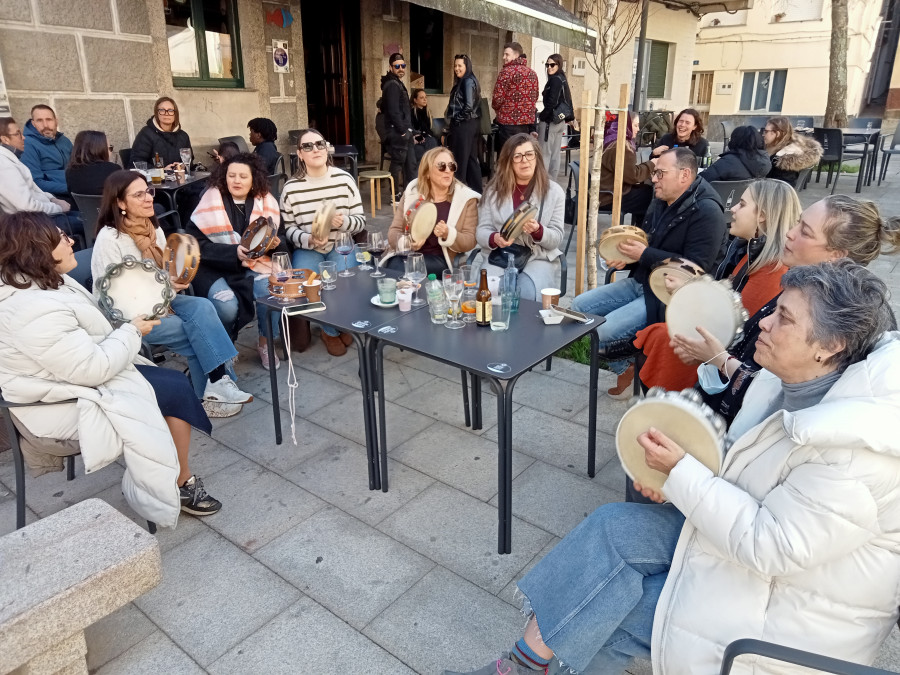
[631,0,650,112]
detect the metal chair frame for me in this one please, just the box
[720,638,894,675]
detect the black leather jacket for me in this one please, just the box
[446,74,479,126]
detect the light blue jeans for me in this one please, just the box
[570,277,647,375]
[517,502,684,674]
[292,247,360,337]
[207,273,280,340]
[144,294,238,399]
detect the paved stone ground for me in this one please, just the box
[1,145,899,674]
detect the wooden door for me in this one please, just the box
[301,0,350,144]
[690,72,714,128]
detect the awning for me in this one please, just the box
[407,0,597,51]
[651,0,754,15]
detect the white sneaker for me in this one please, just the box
[203,375,253,404]
[202,399,243,418]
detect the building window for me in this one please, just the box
[645,41,671,99]
[409,5,443,93]
[700,10,748,28]
[772,0,824,23]
[740,70,787,112]
[163,0,243,87]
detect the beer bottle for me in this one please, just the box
[152,153,164,184]
[476,269,492,327]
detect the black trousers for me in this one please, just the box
[495,123,537,153]
[446,117,482,193]
[386,130,416,193]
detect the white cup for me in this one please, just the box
[397,287,413,311]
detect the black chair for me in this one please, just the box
[70,247,94,291]
[119,147,132,169]
[843,130,881,189]
[796,165,813,191]
[746,116,769,132]
[218,135,249,153]
[720,120,736,147]
[70,193,102,247]
[273,153,286,176]
[877,133,898,185]
[707,179,754,225]
[720,638,894,675]
[267,173,287,201]
[813,127,845,193]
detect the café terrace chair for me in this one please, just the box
[218,135,250,153]
[119,147,132,170]
[720,120,736,147]
[720,638,893,675]
[707,179,754,226]
[813,127,845,194]
[877,133,899,185]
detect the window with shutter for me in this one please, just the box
[646,41,669,99]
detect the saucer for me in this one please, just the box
[371,294,399,308]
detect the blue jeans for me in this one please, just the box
[144,294,238,399]
[518,502,684,674]
[570,277,647,375]
[207,273,280,339]
[292,247,360,337]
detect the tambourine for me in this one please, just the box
[163,232,200,284]
[597,225,648,263]
[311,200,335,242]
[268,267,314,300]
[666,275,749,347]
[616,387,726,495]
[96,255,175,322]
[649,257,704,305]
[240,216,280,258]
[409,201,437,245]
[500,202,538,242]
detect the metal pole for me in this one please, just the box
[632,0,650,112]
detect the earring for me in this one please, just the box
[121,209,126,215]
[815,355,823,363]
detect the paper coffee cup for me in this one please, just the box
[541,288,561,310]
[302,279,322,302]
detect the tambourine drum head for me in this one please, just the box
[249,227,268,250]
[410,202,437,243]
[649,258,704,305]
[616,399,722,493]
[312,201,335,240]
[175,247,186,274]
[666,280,740,346]
[501,204,537,241]
[597,225,647,264]
[104,266,169,321]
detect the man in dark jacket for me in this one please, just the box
[247,117,281,174]
[20,105,74,199]
[571,147,725,370]
[380,53,415,197]
[491,42,539,151]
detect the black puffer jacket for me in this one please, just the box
[633,177,727,324]
[380,73,412,137]
[445,73,479,126]
[701,148,771,182]
[131,118,192,167]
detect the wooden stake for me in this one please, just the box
[609,84,630,231]
[575,89,593,297]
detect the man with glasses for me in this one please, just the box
[380,52,416,198]
[491,42,539,152]
[20,104,74,203]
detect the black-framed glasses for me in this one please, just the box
[299,140,328,152]
[157,108,175,115]
[512,150,537,163]
[651,169,673,179]
[392,63,407,70]
[435,161,458,173]
[128,187,156,199]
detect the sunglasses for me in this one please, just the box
[545,62,558,68]
[299,140,328,152]
[128,187,156,199]
[157,108,175,115]
[392,63,407,70]
[435,161,458,173]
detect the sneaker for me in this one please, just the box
[443,656,546,675]
[203,375,253,404]
[258,344,280,371]
[179,475,222,516]
[202,399,243,418]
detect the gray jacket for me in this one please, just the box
[476,181,565,262]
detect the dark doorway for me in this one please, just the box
[300,0,364,155]
[409,5,443,93]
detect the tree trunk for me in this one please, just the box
[824,0,849,127]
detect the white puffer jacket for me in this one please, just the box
[0,275,181,527]
[653,331,900,674]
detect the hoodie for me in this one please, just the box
[701,148,771,182]
[20,120,73,196]
[491,55,539,125]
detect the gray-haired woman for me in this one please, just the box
[446,259,900,675]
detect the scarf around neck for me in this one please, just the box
[122,217,164,268]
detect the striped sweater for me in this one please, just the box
[280,167,366,253]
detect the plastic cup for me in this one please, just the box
[319,261,337,290]
[491,293,512,331]
[541,287,561,310]
[302,279,321,302]
[397,287,413,311]
[487,275,502,303]
[429,297,449,324]
[377,277,397,305]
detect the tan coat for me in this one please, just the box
[597,140,655,208]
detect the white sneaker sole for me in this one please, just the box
[203,393,254,404]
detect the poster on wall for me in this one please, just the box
[272,40,289,73]
[0,56,10,115]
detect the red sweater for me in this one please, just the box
[492,56,539,125]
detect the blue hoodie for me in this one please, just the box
[20,120,73,196]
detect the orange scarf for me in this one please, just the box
[122,217,164,268]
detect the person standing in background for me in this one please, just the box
[537,54,573,177]
[380,53,416,199]
[444,54,483,193]
[491,42,539,152]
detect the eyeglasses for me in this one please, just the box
[512,150,537,163]
[651,168,674,179]
[392,63,407,70]
[299,140,328,152]
[157,108,175,115]
[6,130,23,138]
[435,161,458,173]
[57,230,74,244]
[762,128,776,134]
[128,187,156,199]
[545,62,558,68]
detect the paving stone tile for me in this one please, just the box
[209,596,415,675]
[490,461,623,538]
[255,507,434,629]
[570,394,630,436]
[874,626,900,670]
[384,346,472,381]
[389,421,534,501]
[544,356,617,388]
[94,630,205,674]
[507,369,592,419]
[312,390,436,448]
[594,451,630,495]
[498,536,560,606]
[328,355,437,401]
[241,367,356,416]
[0,490,37,536]
[392,377,520,435]
[182,432,245,480]
[86,603,156,671]
[363,566,524,675]
[284,442,434,526]
[201,458,325,552]
[135,529,300,666]
[377,483,552,593]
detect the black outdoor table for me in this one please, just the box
[840,129,880,190]
[332,145,359,181]
[367,300,605,554]
[256,268,426,488]
[153,171,210,212]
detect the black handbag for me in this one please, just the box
[552,79,575,123]
[488,200,545,271]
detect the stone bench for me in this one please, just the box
[0,499,161,675]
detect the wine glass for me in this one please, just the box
[335,232,354,277]
[367,232,387,278]
[396,233,412,258]
[270,251,291,302]
[179,148,192,178]
[355,242,372,270]
[404,253,427,306]
[442,269,464,329]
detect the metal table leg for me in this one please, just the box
[488,375,519,554]
[471,373,483,430]
[460,370,471,427]
[588,329,600,477]
[375,341,390,492]
[265,306,282,445]
[355,334,380,490]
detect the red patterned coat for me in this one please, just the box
[491,56,539,125]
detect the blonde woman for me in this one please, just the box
[763,116,823,187]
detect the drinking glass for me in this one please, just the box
[442,269,464,329]
[270,252,291,302]
[179,148,192,178]
[133,161,148,172]
[404,253,427,306]
[459,264,477,323]
[396,233,412,258]
[429,297,449,324]
[335,232,354,277]
[367,232,387,278]
[491,293,512,331]
[355,242,372,270]
[318,261,337,290]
